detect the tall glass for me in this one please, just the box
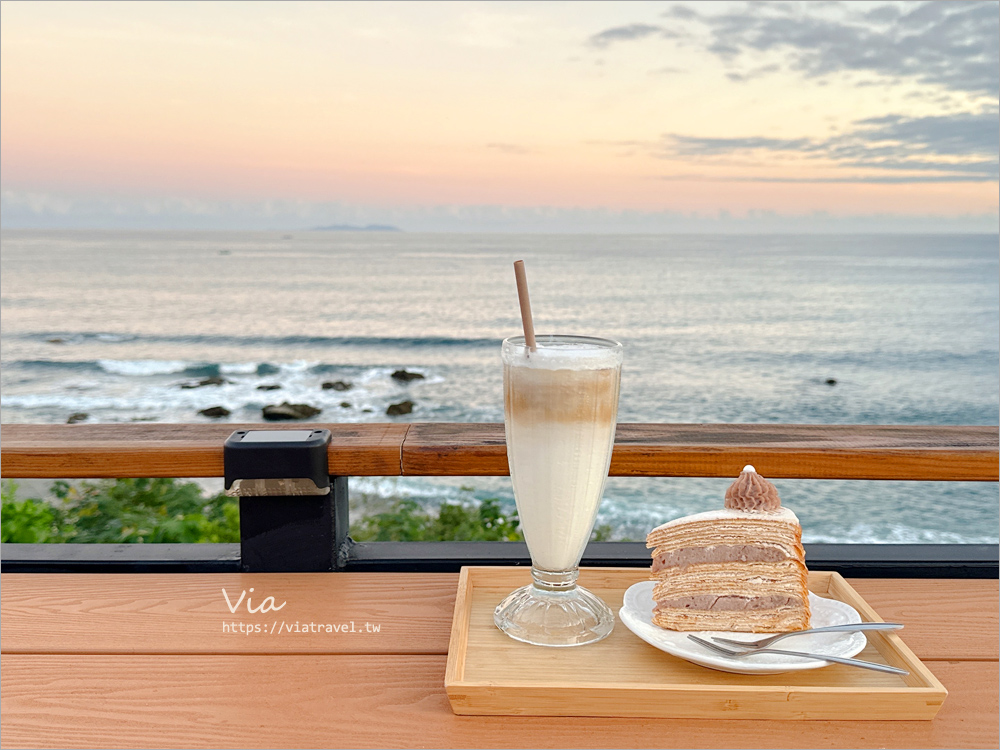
[494,334,622,646]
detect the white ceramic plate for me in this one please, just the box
[619,581,867,674]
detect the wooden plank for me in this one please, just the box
[1,573,995,661]
[611,424,1000,481]
[0,573,453,655]
[846,579,999,661]
[0,655,995,749]
[0,423,409,478]
[400,423,999,480]
[2,423,996,480]
[402,423,508,475]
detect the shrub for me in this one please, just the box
[350,498,523,542]
[1,482,64,542]
[1,478,240,543]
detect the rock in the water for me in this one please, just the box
[362,408,373,413]
[386,400,414,416]
[322,380,352,391]
[199,406,231,418]
[825,378,837,386]
[340,401,352,408]
[256,384,282,391]
[47,337,66,344]
[181,376,230,389]
[263,402,322,420]
[67,412,89,424]
[391,369,425,383]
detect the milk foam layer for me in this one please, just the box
[503,336,621,572]
[503,338,623,371]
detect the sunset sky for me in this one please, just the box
[2,0,997,231]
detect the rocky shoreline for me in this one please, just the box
[65,367,432,424]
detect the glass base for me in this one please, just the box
[493,567,615,647]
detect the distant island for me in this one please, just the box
[310,224,402,232]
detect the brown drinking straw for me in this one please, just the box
[513,260,537,351]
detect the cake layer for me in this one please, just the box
[654,593,803,612]
[652,562,810,617]
[648,507,800,537]
[652,559,808,591]
[649,529,801,552]
[647,519,803,556]
[652,604,809,633]
[650,544,788,572]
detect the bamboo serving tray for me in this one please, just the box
[445,567,947,720]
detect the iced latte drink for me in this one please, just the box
[494,335,622,646]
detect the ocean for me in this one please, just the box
[2,230,998,544]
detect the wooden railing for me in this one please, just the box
[3,422,997,480]
[2,422,997,576]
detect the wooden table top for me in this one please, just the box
[1,572,997,749]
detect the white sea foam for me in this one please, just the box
[220,362,259,375]
[95,333,137,343]
[281,360,316,372]
[97,359,189,376]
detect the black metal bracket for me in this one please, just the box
[223,428,350,572]
[237,477,349,572]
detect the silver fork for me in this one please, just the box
[711,622,903,650]
[687,634,909,675]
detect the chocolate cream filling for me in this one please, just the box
[651,544,786,572]
[654,594,802,612]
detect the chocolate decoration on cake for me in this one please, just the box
[724,464,782,512]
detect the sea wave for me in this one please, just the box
[219,362,260,375]
[9,359,319,377]
[801,524,1000,545]
[6,359,443,382]
[95,333,138,343]
[97,359,190,376]
[23,331,498,349]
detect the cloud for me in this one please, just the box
[586,23,676,49]
[657,2,999,97]
[654,111,999,181]
[723,62,780,82]
[655,173,993,184]
[667,135,819,155]
[485,142,534,155]
[663,5,700,21]
[850,112,1000,156]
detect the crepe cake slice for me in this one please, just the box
[646,465,810,632]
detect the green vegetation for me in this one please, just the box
[1,479,239,544]
[2,479,617,544]
[351,498,523,541]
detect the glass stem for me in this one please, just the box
[531,566,579,592]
